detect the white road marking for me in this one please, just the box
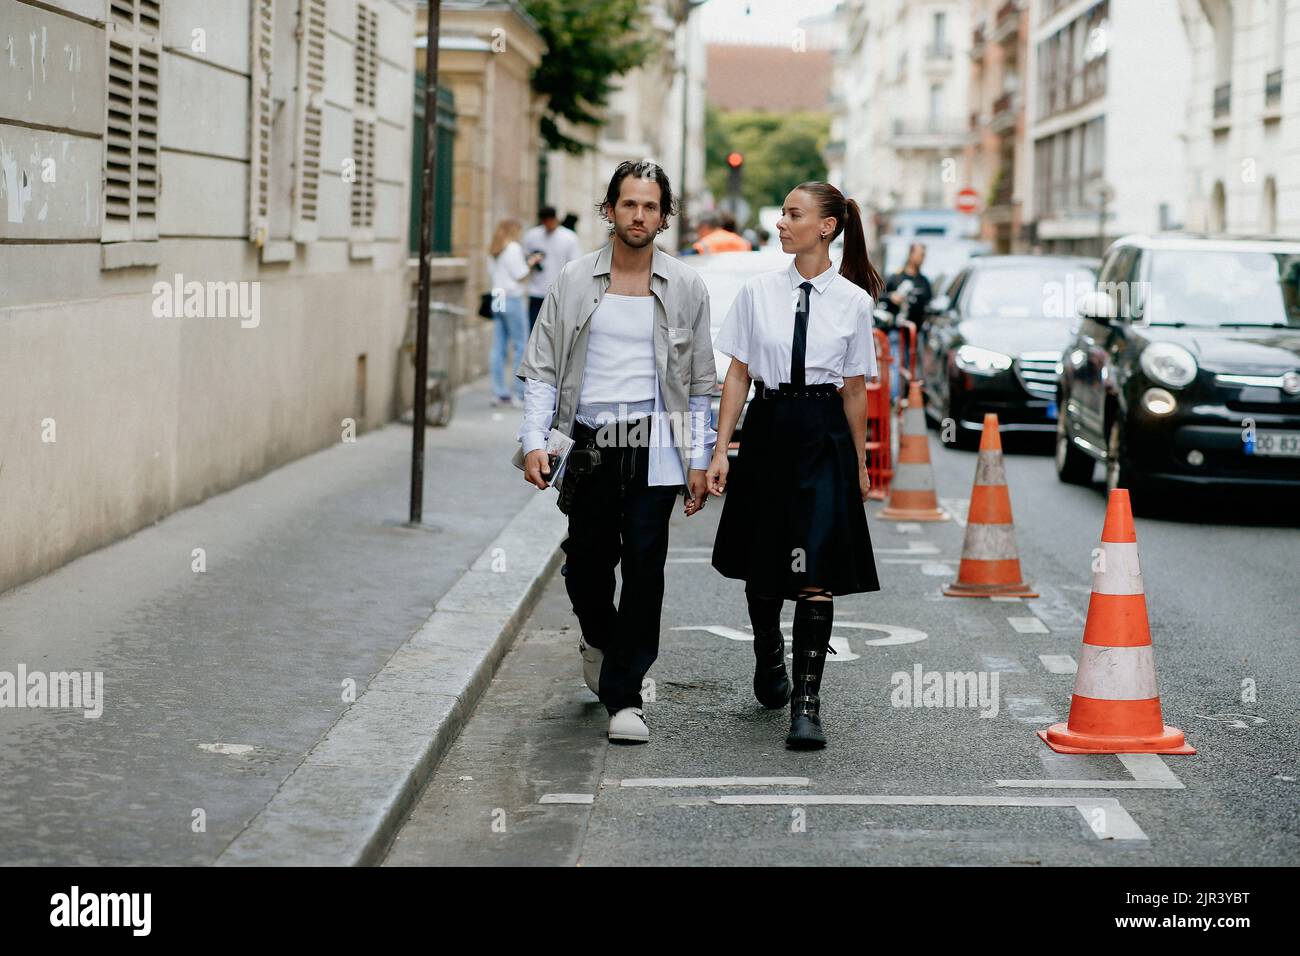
[667,547,713,553]
[666,558,711,563]
[875,541,941,555]
[1006,697,1059,723]
[980,655,1026,673]
[615,777,810,788]
[1008,616,1050,634]
[998,753,1185,791]
[1025,583,1088,630]
[1038,654,1078,674]
[895,523,923,533]
[939,497,969,528]
[671,621,927,650]
[1192,713,1267,729]
[539,793,595,804]
[990,596,1023,603]
[709,794,1147,841]
[198,743,256,756]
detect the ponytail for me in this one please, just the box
[839,197,884,300]
[795,181,884,300]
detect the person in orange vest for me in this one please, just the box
[692,210,753,254]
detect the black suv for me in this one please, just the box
[1055,235,1300,497]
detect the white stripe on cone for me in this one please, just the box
[1092,541,1144,596]
[960,522,1020,561]
[893,462,936,491]
[1073,644,1159,700]
[973,451,1007,486]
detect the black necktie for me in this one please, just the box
[791,281,813,388]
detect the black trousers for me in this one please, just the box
[528,295,545,333]
[560,422,680,715]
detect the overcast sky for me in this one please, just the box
[698,0,840,45]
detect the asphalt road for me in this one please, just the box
[384,428,1300,866]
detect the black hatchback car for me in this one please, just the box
[1055,235,1300,497]
[921,255,1099,446]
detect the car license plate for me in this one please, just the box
[1250,430,1300,457]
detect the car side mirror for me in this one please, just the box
[1076,289,1115,324]
[927,294,950,315]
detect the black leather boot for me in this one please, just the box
[786,595,834,750]
[747,591,790,708]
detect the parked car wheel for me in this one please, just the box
[1055,404,1093,485]
[1105,417,1142,501]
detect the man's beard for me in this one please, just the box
[615,223,656,248]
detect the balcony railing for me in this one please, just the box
[1213,82,1231,118]
[1265,69,1282,108]
[925,41,953,61]
[890,118,969,147]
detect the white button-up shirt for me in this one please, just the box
[713,261,879,387]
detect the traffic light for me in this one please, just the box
[726,151,743,199]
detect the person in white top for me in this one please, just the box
[707,181,886,752]
[522,206,582,332]
[487,219,535,406]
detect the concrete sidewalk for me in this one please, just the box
[0,378,566,865]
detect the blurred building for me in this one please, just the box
[543,0,708,253]
[1,0,419,594]
[966,0,1031,252]
[1023,0,1190,256]
[1177,0,1299,237]
[417,0,545,384]
[826,0,972,245]
[706,43,834,113]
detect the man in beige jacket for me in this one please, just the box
[513,161,717,743]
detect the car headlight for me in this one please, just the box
[1139,343,1198,388]
[955,345,1013,374]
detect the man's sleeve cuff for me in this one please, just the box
[520,431,547,454]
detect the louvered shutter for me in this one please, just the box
[292,0,327,243]
[103,0,161,244]
[350,2,378,240]
[249,0,275,245]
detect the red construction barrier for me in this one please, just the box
[865,328,893,500]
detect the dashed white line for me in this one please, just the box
[614,777,810,788]
[1008,616,1050,634]
[1038,654,1077,674]
[997,754,1185,791]
[539,793,595,804]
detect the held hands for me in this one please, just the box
[524,449,552,489]
[684,468,709,516]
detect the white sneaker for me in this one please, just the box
[579,636,603,695]
[608,707,649,743]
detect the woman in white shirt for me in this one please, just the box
[487,219,537,407]
[706,181,885,751]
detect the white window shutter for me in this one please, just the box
[292,0,327,243]
[249,0,276,246]
[350,2,378,240]
[103,0,161,243]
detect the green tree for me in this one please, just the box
[704,104,830,226]
[523,0,657,154]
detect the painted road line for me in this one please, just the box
[1025,583,1088,630]
[895,523,923,534]
[709,794,1147,841]
[997,753,1185,791]
[874,542,941,555]
[1008,616,1050,634]
[615,777,810,788]
[990,596,1023,603]
[666,558,711,563]
[671,622,927,649]
[667,547,713,553]
[1038,654,1078,674]
[939,497,969,528]
[980,655,1026,673]
[1007,697,1060,723]
[539,793,595,804]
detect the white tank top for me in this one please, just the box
[578,293,657,405]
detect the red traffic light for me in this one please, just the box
[726,152,744,169]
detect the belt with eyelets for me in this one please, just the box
[753,381,840,400]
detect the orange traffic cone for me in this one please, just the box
[880,381,948,522]
[1038,489,1195,754]
[943,413,1037,598]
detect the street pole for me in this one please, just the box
[411,0,442,526]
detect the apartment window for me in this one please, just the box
[103,0,161,248]
[351,1,380,250]
[248,0,326,259]
[1036,1,1108,121]
[928,84,943,125]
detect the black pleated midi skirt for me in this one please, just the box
[712,386,881,598]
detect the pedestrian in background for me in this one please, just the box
[707,181,883,751]
[881,243,933,401]
[513,161,717,745]
[692,210,752,254]
[524,205,582,332]
[487,218,532,408]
